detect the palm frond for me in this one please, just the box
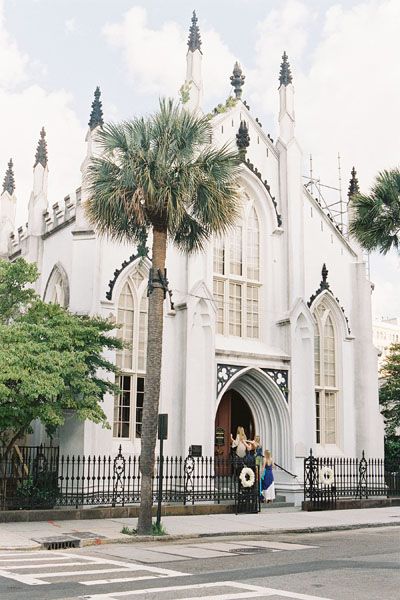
[349,168,400,254]
[85,98,241,251]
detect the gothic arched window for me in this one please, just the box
[213,204,260,338]
[314,302,338,445]
[113,268,148,439]
[43,264,69,308]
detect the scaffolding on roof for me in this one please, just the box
[303,153,347,235]
[303,154,370,278]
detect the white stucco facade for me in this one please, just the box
[0,21,384,501]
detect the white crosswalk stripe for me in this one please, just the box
[83,580,334,600]
[0,550,188,586]
[0,540,319,593]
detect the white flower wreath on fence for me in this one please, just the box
[319,466,335,486]
[239,467,255,488]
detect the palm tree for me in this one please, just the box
[349,168,400,254]
[86,99,241,533]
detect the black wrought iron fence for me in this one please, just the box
[304,449,400,510]
[0,446,260,511]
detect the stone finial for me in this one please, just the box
[230,62,245,99]
[236,121,250,158]
[88,86,104,130]
[279,51,293,87]
[2,158,15,194]
[188,10,202,52]
[321,263,330,289]
[34,127,48,168]
[348,167,360,199]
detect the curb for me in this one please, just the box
[1,520,399,552]
[81,520,400,547]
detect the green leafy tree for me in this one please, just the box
[0,259,122,454]
[379,343,400,470]
[349,169,400,254]
[0,258,38,324]
[380,343,400,435]
[86,98,241,533]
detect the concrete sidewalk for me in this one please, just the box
[0,505,399,550]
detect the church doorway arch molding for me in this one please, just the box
[216,367,292,470]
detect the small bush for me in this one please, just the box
[14,472,59,510]
[120,522,167,536]
[152,521,167,536]
[121,526,137,536]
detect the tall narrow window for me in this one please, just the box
[213,203,261,338]
[114,268,148,439]
[314,303,338,445]
[44,264,69,308]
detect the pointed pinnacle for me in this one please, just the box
[348,166,360,199]
[279,51,293,87]
[236,120,250,157]
[188,10,202,52]
[2,158,15,194]
[34,127,48,168]
[321,263,329,289]
[88,86,104,130]
[230,61,245,99]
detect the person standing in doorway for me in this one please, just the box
[253,435,263,474]
[231,426,250,458]
[260,449,275,503]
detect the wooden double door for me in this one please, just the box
[214,390,255,459]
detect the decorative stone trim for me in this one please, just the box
[106,254,140,300]
[217,363,289,401]
[260,368,289,401]
[42,215,76,239]
[307,264,351,334]
[217,364,245,395]
[243,159,282,227]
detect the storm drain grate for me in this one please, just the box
[33,535,81,550]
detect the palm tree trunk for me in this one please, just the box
[137,227,168,535]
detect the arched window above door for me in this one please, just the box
[213,204,261,338]
[113,267,148,440]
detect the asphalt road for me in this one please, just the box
[0,526,398,599]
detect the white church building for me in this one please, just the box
[0,13,384,497]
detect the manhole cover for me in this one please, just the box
[71,531,106,539]
[229,547,271,554]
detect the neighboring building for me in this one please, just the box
[0,13,384,502]
[373,318,400,370]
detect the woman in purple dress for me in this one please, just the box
[260,449,275,503]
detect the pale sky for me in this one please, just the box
[0,0,399,319]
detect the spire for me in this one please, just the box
[34,127,48,168]
[279,51,292,87]
[236,121,250,158]
[188,10,202,53]
[88,86,104,130]
[2,159,15,195]
[230,62,245,99]
[348,167,360,199]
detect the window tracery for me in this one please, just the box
[314,301,338,445]
[213,204,261,338]
[113,268,148,439]
[44,264,69,308]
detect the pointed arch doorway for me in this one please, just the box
[214,367,292,470]
[214,390,255,459]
